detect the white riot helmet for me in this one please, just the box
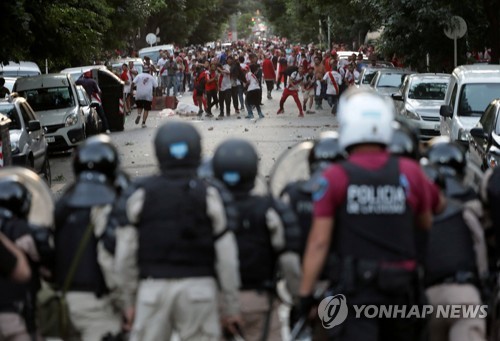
[337,88,395,151]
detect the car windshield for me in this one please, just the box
[362,70,378,84]
[377,73,406,88]
[0,103,22,130]
[20,86,75,111]
[408,81,448,100]
[458,83,500,117]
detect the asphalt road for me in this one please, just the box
[49,88,339,196]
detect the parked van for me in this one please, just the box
[138,44,175,65]
[0,61,42,77]
[440,64,500,146]
[13,74,87,151]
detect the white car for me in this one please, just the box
[13,74,87,151]
[439,64,500,147]
[393,73,450,140]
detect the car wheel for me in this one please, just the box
[41,158,52,187]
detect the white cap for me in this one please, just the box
[337,89,395,150]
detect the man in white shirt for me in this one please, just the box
[133,70,158,128]
[243,65,264,119]
[157,52,169,94]
[217,56,233,119]
[322,65,342,115]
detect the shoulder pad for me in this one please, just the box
[205,177,239,233]
[271,197,302,253]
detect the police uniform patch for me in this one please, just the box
[312,176,329,202]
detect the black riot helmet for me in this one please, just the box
[426,138,466,177]
[0,178,31,219]
[73,134,119,180]
[212,139,258,193]
[308,131,344,173]
[389,119,420,160]
[154,121,202,171]
[420,159,446,190]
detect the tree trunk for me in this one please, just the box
[484,0,500,64]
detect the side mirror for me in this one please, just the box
[391,93,403,101]
[470,127,488,139]
[27,120,41,131]
[79,99,87,107]
[439,105,453,118]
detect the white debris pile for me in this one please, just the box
[175,102,200,116]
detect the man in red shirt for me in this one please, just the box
[262,52,276,99]
[296,89,437,341]
[204,62,218,117]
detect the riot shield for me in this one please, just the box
[0,166,54,228]
[268,140,315,199]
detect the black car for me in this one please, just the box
[467,98,500,185]
[0,95,51,185]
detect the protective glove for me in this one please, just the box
[289,294,315,329]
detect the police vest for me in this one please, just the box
[138,175,215,279]
[334,157,415,261]
[424,199,477,286]
[54,206,108,295]
[233,194,277,290]
[282,181,313,257]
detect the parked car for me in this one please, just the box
[370,69,412,97]
[75,85,101,136]
[110,58,144,75]
[355,66,390,88]
[13,73,87,151]
[60,65,108,83]
[138,44,175,65]
[392,73,450,140]
[440,65,500,147]
[0,94,50,185]
[0,61,42,77]
[467,98,500,185]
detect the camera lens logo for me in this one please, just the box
[318,294,348,329]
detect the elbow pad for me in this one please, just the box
[272,199,302,254]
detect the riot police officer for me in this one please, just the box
[298,88,436,340]
[53,135,123,341]
[0,177,47,340]
[212,138,302,341]
[423,156,487,341]
[280,132,345,258]
[114,121,242,341]
[426,138,476,202]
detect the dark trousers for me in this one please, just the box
[219,89,232,115]
[231,86,239,111]
[277,70,288,88]
[91,103,109,131]
[265,80,274,93]
[206,89,218,113]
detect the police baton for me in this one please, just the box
[288,316,308,341]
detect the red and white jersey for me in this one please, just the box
[245,72,260,92]
[323,70,342,95]
[287,71,303,91]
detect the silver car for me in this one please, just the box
[13,74,87,151]
[0,95,50,185]
[370,69,412,97]
[393,73,450,140]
